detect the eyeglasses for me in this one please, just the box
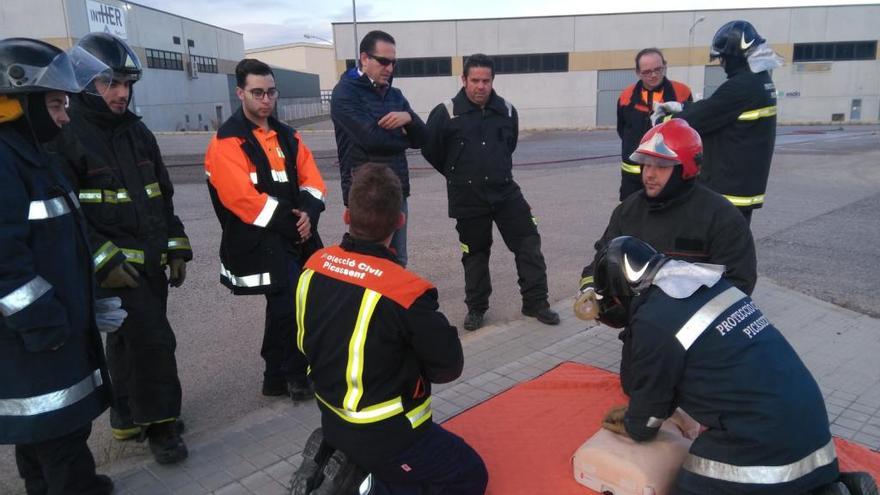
[367,53,396,67]
[639,66,666,77]
[247,88,279,100]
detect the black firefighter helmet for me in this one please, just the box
[77,32,142,82]
[593,236,669,328]
[710,20,765,60]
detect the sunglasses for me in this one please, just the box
[367,53,397,67]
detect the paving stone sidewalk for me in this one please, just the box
[102,277,880,494]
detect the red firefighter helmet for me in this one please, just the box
[629,119,702,180]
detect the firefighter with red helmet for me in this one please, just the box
[578,120,757,389]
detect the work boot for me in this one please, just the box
[522,306,560,326]
[840,472,879,495]
[289,379,315,403]
[311,450,368,495]
[147,420,188,465]
[262,376,288,397]
[463,310,485,331]
[290,428,335,495]
[114,418,185,441]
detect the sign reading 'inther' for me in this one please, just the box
[86,0,127,39]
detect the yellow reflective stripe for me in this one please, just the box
[103,189,131,203]
[406,397,432,428]
[723,194,765,207]
[160,252,168,266]
[460,243,469,254]
[580,276,594,287]
[93,241,120,272]
[120,248,145,264]
[737,105,776,121]
[144,182,162,198]
[344,289,381,412]
[531,216,538,226]
[316,393,404,424]
[167,237,191,250]
[78,190,103,203]
[621,162,641,174]
[295,269,315,354]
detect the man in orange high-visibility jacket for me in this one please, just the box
[204,58,326,402]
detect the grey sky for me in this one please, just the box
[133,0,878,49]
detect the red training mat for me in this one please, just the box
[443,362,880,494]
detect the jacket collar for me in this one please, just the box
[0,124,44,167]
[342,67,393,92]
[340,233,401,264]
[451,88,507,115]
[69,95,141,131]
[217,107,289,140]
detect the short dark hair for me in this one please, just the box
[463,53,494,78]
[348,163,402,242]
[635,48,666,71]
[359,30,395,55]
[235,58,274,88]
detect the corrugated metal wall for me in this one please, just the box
[597,69,637,126]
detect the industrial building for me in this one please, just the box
[245,42,336,93]
[1,0,245,131]
[331,4,880,128]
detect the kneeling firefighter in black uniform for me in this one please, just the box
[590,236,877,495]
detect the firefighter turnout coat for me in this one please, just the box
[0,125,110,445]
[295,235,463,462]
[205,109,326,295]
[622,278,838,494]
[54,99,192,282]
[676,62,777,210]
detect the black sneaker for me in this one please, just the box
[262,376,288,397]
[311,450,368,495]
[289,379,315,403]
[840,472,879,495]
[522,307,560,326]
[147,420,188,465]
[290,428,335,495]
[463,310,485,331]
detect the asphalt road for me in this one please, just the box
[2,125,878,491]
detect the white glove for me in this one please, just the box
[95,297,127,333]
[650,101,684,126]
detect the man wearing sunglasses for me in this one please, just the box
[331,30,427,267]
[616,48,692,201]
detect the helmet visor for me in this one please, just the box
[6,46,112,94]
[629,131,680,166]
[68,46,114,95]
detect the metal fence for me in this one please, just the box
[275,97,329,122]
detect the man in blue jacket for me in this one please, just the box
[0,37,114,495]
[331,30,427,267]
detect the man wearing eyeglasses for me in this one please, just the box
[331,30,427,267]
[616,48,692,201]
[205,58,327,405]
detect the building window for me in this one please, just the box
[466,53,569,75]
[172,36,181,45]
[793,41,877,62]
[145,48,184,71]
[394,57,452,78]
[187,39,195,48]
[190,55,218,74]
[343,57,452,78]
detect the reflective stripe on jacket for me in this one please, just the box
[296,235,462,460]
[205,108,326,294]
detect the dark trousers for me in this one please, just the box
[454,193,549,313]
[360,423,488,495]
[739,207,754,225]
[262,258,308,385]
[15,423,110,495]
[101,271,181,427]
